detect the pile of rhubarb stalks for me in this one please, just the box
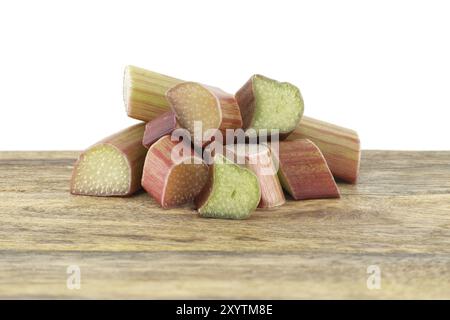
[70,66,360,220]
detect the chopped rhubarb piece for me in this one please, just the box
[70,123,147,196]
[235,74,304,138]
[123,65,182,121]
[142,111,178,148]
[225,143,285,208]
[277,139,340,200]
[288,116,361,183]
[141,135,209,208]
[166,82,243,144]
[195,154,261,220]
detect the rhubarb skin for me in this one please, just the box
[141,135,209,208]
[123,65,182,121]
[166,82,243,145]
[142,111,179,148]
[195,154,261,220]
[277,139,340,200]
[225,144,285,208]
[235,74,304,139]
[287,116,361,183]
[70,123,147,196]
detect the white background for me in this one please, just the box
[1,0,449,150]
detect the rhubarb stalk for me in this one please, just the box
[123,65,182,121]
[142,111,179,148]
[141,135,209,208]
[276,139,340,200]
[166,82,243,144]
[70,123,147,196]
[287,116,361,183]
[235,74,304,138]
[195,154,261,220]
[224,143,285,208]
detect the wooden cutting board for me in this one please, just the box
[0,151,449,299]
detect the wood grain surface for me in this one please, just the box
[0,151,449,299]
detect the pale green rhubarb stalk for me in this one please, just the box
[195,154,261,219]
[224,143,285,208]
[287,116,361,183]
[71,123,147,196]
[235,74,304,139]
[141,135,209,208]
[123,65,182,121]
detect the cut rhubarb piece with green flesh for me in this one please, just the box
[196,154,261,219]
[166,82,243,145]
[141,135,209,208]
[142,111,178,148]
[277,139,340,200]
[287,116,361,183]
[225,143,285,208]
[123,65,182,121]
[235,74,304,138]
[70,123,147,196]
